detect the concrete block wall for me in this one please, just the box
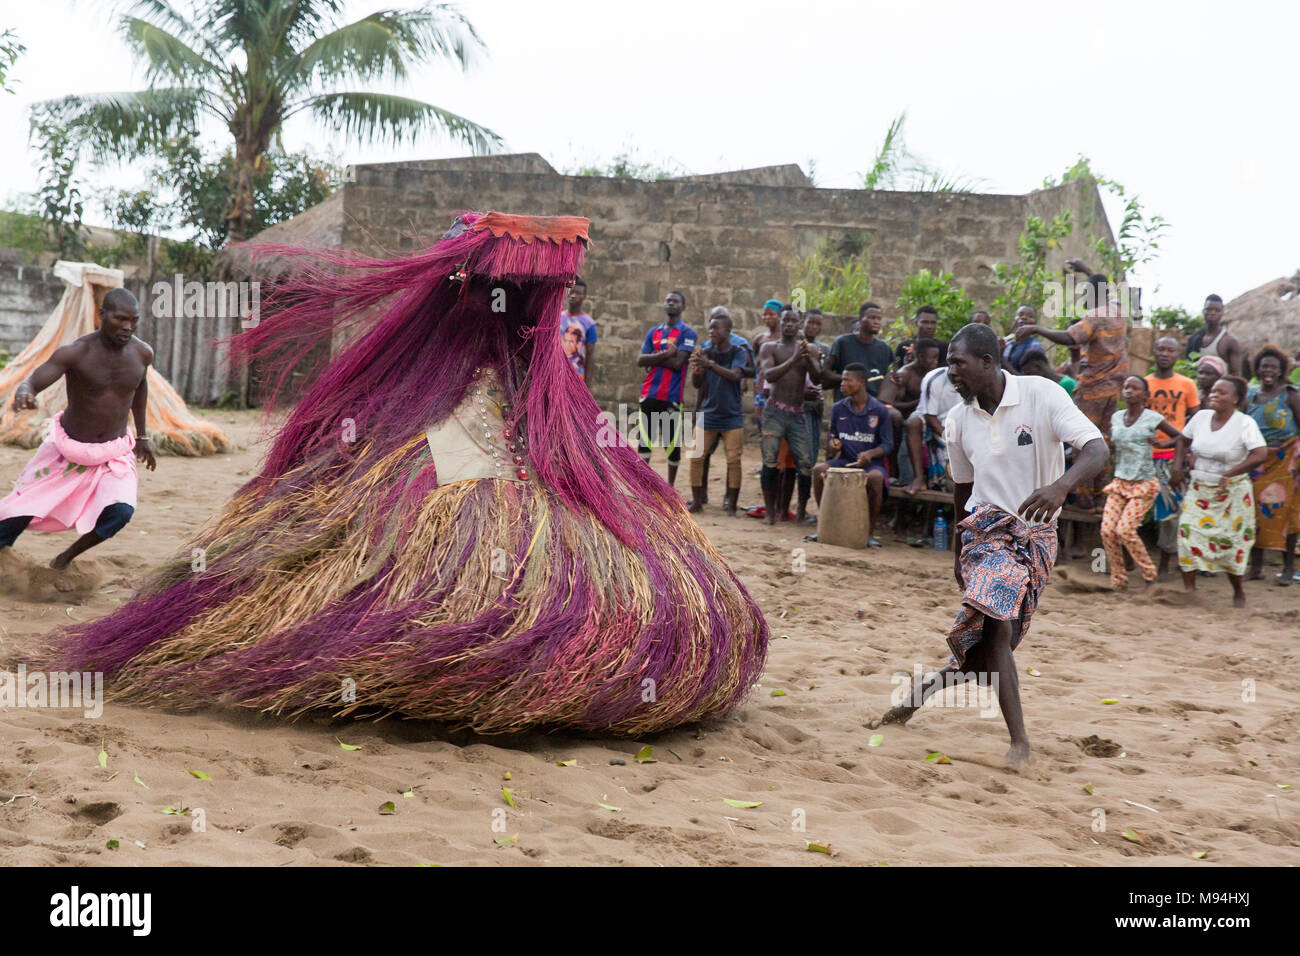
[337,161,1112,407]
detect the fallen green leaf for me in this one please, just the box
[770,689,787,697]
[633,745,655,764]
[598,803,620,812]
[502,787,516,808]
[106,839,119,850]
[1100,699,1119,705]
[336,737,361,751]
[1192,850,1208,859]
[187,770,212,780]
[721,799,762,809]
[160,807,190,816]
[1083,784,1095,796]
[1123,828,1147,845]
[133,774,149,790]
[1026,667,1042,677]
[402,790,414,798]
[806,841,837,856]
[494,834,518,845]
[1278,784,1292,790]
[924,752,952,764]
[378,801,396,815]
[97,741,107,770]
[868,734,883,747]
[556,759,577,767]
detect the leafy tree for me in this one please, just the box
[98,131,341,273]
[0,29,25,93]
[862,111,984,193]
[1145,304,1200,336]
[36,0,501,242]
[30,110,88,259]
[989,211,1074,331]
[1043,155,1168,283]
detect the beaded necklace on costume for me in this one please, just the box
[467,366,531,481]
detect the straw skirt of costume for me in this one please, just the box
[50,212,768,735]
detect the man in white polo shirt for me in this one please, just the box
[872,323,1108,767]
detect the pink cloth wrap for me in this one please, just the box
[0,412,137,534]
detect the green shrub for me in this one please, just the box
[889,268,975,342]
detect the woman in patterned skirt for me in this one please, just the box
[1172,377,1269,608]
[1243,345,1300,585]
[1101,376,1182,591]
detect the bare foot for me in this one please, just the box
[762,514,777,526]
[869,704,917,728]
[687,500,703,514]
[905,478,926,496]
[1245,569,1264,581]
[1232,593,1246,609]
[50,553,72,572]
[1004,741,1031,768]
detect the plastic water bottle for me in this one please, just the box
[933,512,947,552]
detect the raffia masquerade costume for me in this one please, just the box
[51,213,768,734]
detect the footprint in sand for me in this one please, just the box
[1150,585,1203,607]
[1051,566,1112,594]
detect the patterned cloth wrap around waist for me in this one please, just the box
[946,503,1057,668]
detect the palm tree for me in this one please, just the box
[37,1,502,243]
[861,111,983,193]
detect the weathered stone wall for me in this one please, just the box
[0,254,67,359]
[337,156,1113,407]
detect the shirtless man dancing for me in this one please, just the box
[0,288,157,569]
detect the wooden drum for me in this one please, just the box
[818,467,870,549]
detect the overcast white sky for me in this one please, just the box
[2,0,1296,311]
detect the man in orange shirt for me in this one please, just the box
[1146,335,1199,576]
[1015,271,1128,508]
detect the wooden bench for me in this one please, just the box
[886,484,1102,524]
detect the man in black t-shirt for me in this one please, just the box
[824,302,893,401]
[893,305,949,370]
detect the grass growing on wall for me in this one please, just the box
[790,231,872,315]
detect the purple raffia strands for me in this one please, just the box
[48,211,769,734]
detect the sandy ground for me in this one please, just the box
[0,408,1296,867]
